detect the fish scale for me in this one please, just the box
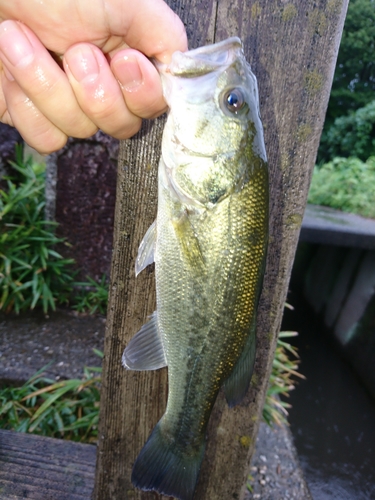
[123,37,268,500]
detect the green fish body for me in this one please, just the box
[123,37,269,500]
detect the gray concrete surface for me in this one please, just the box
[0,309,104,383]
[301,204,375,249]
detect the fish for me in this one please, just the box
[122,37,269,500]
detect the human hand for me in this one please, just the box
[0,0,187,153]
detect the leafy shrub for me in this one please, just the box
[0,353,102,443]
[319,100,375,163]
[263,330,304,427]
[0,148,75,313]
[73,275,109,315]
[308,156,375,218]
[325,0,375,126]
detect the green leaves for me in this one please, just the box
[72,275,109,315]
[326,0,375,126]
[0,148,76,314]
[0,148,109,314]
[319,100,375,163]
[308,156,375,218]
[319,0,375,163]
[263,330,304,427]
[0,359,101,443]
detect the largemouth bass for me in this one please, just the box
[123,37,268,500]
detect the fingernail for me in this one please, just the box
[0,21,35,68]
[65,45,100,83]
[112,56,143,92]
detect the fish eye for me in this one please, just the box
[222,88,247,114]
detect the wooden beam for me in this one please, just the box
[94,1,349,498]
[0,429,95,499]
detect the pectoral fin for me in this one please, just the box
[122,311,167,371]
[224,318,256,408]
[135,220,156,276]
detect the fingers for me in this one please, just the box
[63,45,166,138]
[0,0,188,152]
[1,72,69,153]
[0,37,70,153]
[0,20,168,150]
[0,20,98,152]
[0,0,188,62]
[110,49,167,119]
[108,0,188,63]
[63,44,144,140]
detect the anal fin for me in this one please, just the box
[122,311,167,371]
[224,317,257,408]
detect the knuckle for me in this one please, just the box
[34,134,68,155]
[0,111,15,128]
[69,122,98,139]
[113,118,142,140]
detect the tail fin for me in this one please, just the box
[131,422,205,500]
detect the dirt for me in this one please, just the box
[0,308,105,383]
[247,423,312,499]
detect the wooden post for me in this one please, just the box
[94,1,349,498]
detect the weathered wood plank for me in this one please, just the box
[94,1,349,499]
[0,430,96,499]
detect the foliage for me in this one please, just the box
[0,148,76,314]
[263,330,304,427]
[0,354,102,443]
[73,275,109,315]
[308,156,375,218]
[319,100,375,163]
[325,0,375,127]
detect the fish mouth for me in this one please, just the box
[156,37,243,78]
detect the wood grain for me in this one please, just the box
[94,1,349,499]
[0,429,95,499]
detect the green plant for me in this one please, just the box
[263,330,304,427]
[324,0,375,127]
[0,148,76,314]
[319,100,375,163]
[73,275,109,315]
[0,350,103,443]
[308,156,375,218]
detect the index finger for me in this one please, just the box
[107,0,188,63]
[0,0,187,62]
